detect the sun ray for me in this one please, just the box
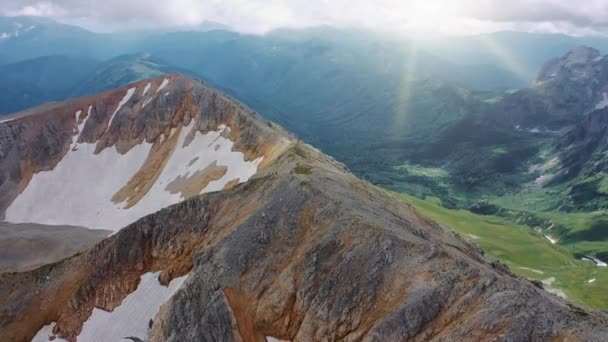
[477,34,531,84]
[393,41,419,137]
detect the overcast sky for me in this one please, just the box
[2,0,608,36]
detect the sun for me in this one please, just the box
[397,1,468,35]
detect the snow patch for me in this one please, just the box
[32,322,67,342]
[590,256,607,267]
[595,92,608,110]
[542,277,568,299]
[7,123,262,231]
[529,158,559,187]
[534,174,554,187]
[142,82,151,96]
[0,116,15,124]
[108,87,136,128]
[581,256,607,267]
[267,337,291,342]
[142,97,154,108]
[70,110,89,150]
[588,278,596,283]
[518,267,544,275]
[5,141,151,231]
[544,235,558,244]
[123,123,263,215]
[78,272,187,342]
[544,158,559,170]
[156,78,170,93]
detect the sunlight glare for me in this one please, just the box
[393,42,419,136]
[396,1,467,35]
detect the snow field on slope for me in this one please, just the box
[78,272,187,341]
[123,124,263,217]
[6,110,262,231]
[31,272,187,342]
[31,323,67,342]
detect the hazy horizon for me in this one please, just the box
[2,0,608,37]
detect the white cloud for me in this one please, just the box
[6,1,65,17]
[1,0,608,36]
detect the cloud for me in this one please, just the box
[5,1,66,17]
[1,0,608,36]
[463,0,608,26]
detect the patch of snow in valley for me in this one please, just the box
[108,87,136,128]
[534,174,554,187]
[531,157,559,173]
[595,92,608,110]
[31,322,67,342]
[581,256,607,267]
[529,157,559,188]
[518,267,544,275]
[156,78,170,93]
[544,235,558,244]
[526,128,562,135]
[588,278,596,283]
[77,272,187,341]
[542,277,568,299]
[589,256,607,267]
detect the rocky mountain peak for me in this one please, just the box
[1,75,608,341]
[563,46,601,66]
[553,108,608,208]
[536,46,603,84]
[0,73,291,229]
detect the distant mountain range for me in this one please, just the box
[0,53,192,114]
[2,16,608,88]
[2,17,608,208]
[1,16,608,271]
[68,53,196,97]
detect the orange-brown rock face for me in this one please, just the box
[1,142,607,342]
[0,74,291,231]
[0,76,607,342]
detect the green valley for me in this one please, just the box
[386,190,608,310]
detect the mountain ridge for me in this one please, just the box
[1,74,607,341]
